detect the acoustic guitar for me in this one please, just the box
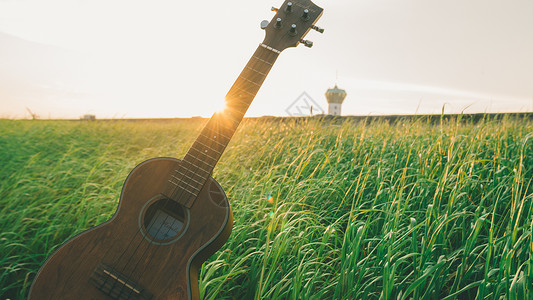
[29,1,323,299]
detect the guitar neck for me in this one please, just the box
[165,44,280,207]
[163,0,324,208]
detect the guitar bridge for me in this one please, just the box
[90,263,153,300]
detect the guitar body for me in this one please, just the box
[29,157,233,300]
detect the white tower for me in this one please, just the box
[325,85,347,116]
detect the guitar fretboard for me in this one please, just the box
[164,44,280,207]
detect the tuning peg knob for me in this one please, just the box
[275,18,282,29]
[289,24,297,36]
[285,2,293,13]
[301,9,310,21]
[271,7,279,12]
[312,25,325,33]
[301,40,313,48]
[260,20,269,30]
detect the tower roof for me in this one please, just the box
[325,84,347,104]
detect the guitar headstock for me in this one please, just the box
[261,0,324,52]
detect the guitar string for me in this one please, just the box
[121,110,233,293]
[80,162,181,296]
[128,112,240,286]
[120,141,221,298]
[113,114,231,293]
[157,45,275,210]
[99,150,199,294]
[62,165,157,294]
[108,130,212,296]
[123,47,278,295]
[122,162,198,294]
[110,118,217,296]
[106,162,194,298]
[119,161,199,297]
[98,168,180,296]
[160,44,277,213]
[162,43,277,205]
[104,46,277,297]
[107,47,275,298]
[118,146,219,297]
[113,157,205,295]
[166,41,279,201]
[125,47,278,291]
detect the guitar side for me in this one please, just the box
[29,157,233,300]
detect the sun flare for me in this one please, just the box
[214,99,228,114]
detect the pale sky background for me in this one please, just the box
[0,0,532,119]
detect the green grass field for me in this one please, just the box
[1,116,532,299]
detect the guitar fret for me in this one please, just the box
[246,66,267,76]
[177,185,199,197]
[172,172,203,186]
[228,115,241,127]
[252,55,273,66]
[213,120,236,133]
[190,146,218,162]
[226,94,253,111]
[235,97,251,107]
[200,133,226,148]
[171,44,281,208]
[181,159,211,176]
[234,86,256,97]
[226,98,251,111]
[203,128,231,142]
[178,179,201,192]
[239,76,261,87]
[176,167,209,183]
[196,140,222,155]
[186,151,216,171]
[169,179,199,197]
[215,110,242,125]
[218,112,242,127]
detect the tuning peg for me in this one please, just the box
[312,25,325,33]
[271,7,279,12]
[275,18,282,29]
[289,24,297,36]
[260,20,269,30]
[300,40,313,48]
[301,9,310,21]
[285,2,293,13]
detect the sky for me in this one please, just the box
[0,0,532,119]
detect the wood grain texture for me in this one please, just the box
[29,157,233,300]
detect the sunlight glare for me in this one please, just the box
[215,99,228,114]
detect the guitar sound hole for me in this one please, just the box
[143,199,186,241]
